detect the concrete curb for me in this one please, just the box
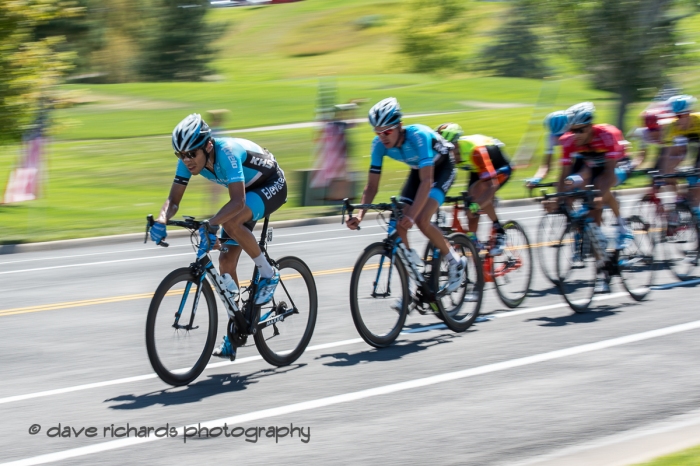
[0,187,648,255]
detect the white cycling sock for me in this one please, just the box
[253,254,274,279]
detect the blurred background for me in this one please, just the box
[1,0,699,243]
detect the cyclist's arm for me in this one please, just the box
[157,182,186,224]
[209,181,246,226]
[348,173,380,228]
[157,162,192,224]
[533,151,553,181]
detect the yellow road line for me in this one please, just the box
[0,232,653,318]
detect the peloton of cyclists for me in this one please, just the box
[434,123,514,256]
[345,97,467,293]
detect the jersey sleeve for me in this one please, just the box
[369,137,385,174]
[174,160,192,186]
[544,134,557,156]
[599,126,624,159]
[411,128,436,169]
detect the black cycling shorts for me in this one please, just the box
[220,168,287,245]
[571,157,606,183]
[399,156,456,206]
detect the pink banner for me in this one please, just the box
[3,135,44,204]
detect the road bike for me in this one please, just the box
[342,198,484,348]
[638,168,700,280]
[432,190,533,309]
[144,214,317,386]
[543,189,656,312]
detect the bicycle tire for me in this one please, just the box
[146,267,218,386]
[556,223,597,313]
[663,203,700,281]
[350,242,410,348]
[254,256,317,366]
[492,220,533,308]
[537,212,568,286]
[619,215,656,301]
[432,233,483,332]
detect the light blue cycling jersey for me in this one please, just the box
[369,124,451,174]
[174,137,279,188]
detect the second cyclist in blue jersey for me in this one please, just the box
[345,97,467,292]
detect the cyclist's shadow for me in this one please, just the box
[105,364,306,410]
[316,333,462,367]
[525,302,636,327]
[526,283,563,299]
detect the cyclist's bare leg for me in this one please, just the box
[467,179,499,235]
[414,198,451,255]
[219,206,262,285]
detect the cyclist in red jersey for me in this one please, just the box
[558,103,633,292]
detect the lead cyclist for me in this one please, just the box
[150,113,288,359]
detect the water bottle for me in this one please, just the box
[407,248,423,270]
[220,273,239,301]
[590,224,608,251]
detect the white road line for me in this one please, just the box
[0,233,394,275]
[0,291,632,406]
[5,319,700,466]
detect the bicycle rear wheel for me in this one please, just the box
[556,223,597,313]
[350,242,409,348]
[619,215,656,301]
[537,212,568,285]
[663,203,700,280]
[432,233,483,332]
[254,256,317,366]
[493,220,533,308]
[146,268,218,386]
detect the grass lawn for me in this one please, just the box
[0,0,697,243]
[635,444,700,465]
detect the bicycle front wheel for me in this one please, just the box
[146,268,218,386]
[663,203,700,281]
[432,233,483,332]
[556,223,597,313]
[619,215,656,300]
[537,211,568,286]
[493,220,533,308]
[254,256,317,366]
[350,242,409,348]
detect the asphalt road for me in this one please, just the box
[1,196,699,466]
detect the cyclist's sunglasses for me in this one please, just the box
[570,125,591,134]
[175,150,199,160]
[374,124,399,136]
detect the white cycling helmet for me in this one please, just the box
[368,97,403,128]
[172,113,212,154]
[567,102,595,126]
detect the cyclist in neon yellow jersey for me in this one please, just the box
[436,123,513,255]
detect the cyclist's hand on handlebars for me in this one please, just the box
[525,177,542,188]
[150,222,167,244]
[197,223,219,258]
[346,216,361,230]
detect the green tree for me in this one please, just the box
[397,0,466,73]
[138,0,223,81]
[477,5,548,79]
[0,0,77,143]
[524,0,698,131]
